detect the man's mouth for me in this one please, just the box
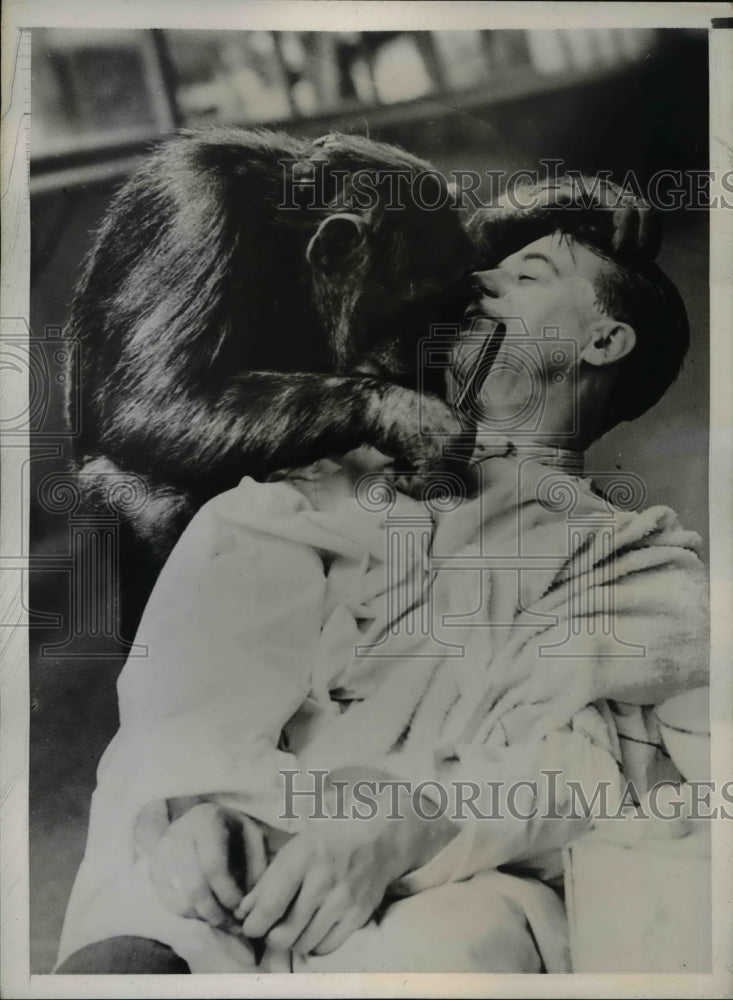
[453,321,507,415]
[461,304,502,327]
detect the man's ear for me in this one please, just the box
[580,319,636,367]
[306,213,368,273]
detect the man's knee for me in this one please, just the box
[465,893,543,973]
[56,936,190,974]
[304,875,546,973]
[411,877,543,973]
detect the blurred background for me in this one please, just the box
[29,27,709,972]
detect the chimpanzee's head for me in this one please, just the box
[74,128,473,398]
[298,133,473,379]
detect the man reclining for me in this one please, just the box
[57,193,708,975]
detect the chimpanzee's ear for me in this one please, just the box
[306,213,368,273]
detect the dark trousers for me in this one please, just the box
[56,936,190,974]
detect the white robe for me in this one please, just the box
[58,456,708,972]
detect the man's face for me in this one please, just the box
[450,233,611,412]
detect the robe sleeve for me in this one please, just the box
[106,483,329,839]
[393,707,623,895]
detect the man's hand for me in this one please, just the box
[236,774,458,957]
[148,802,267,932]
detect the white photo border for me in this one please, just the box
[2,3,731,997]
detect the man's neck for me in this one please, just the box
[472,433,586,474]
[473,374,607,457]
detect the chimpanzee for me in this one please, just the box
[66,128,475,632]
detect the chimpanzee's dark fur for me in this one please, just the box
[67,128,474,632]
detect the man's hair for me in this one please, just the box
[589,250,690,433]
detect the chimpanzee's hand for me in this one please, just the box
[148,802,267,932]
[512,176,660,259]
[467,175,661,267]
[368,387,472,498]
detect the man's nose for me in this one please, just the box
[471,269,504,298]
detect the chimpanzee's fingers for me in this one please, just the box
[149,851,197,920]
[189,805,249,913]
[189,878,238,929]
[194,830,245,915]
[241,815,269,894]
[610,189,660,260]
[150,828,233,929]
[633,201,662,260]
[503,177,579,209]
[611,203,638,255]
[173,825,236,928]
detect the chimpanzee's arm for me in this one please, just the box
[100,372,459,492]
